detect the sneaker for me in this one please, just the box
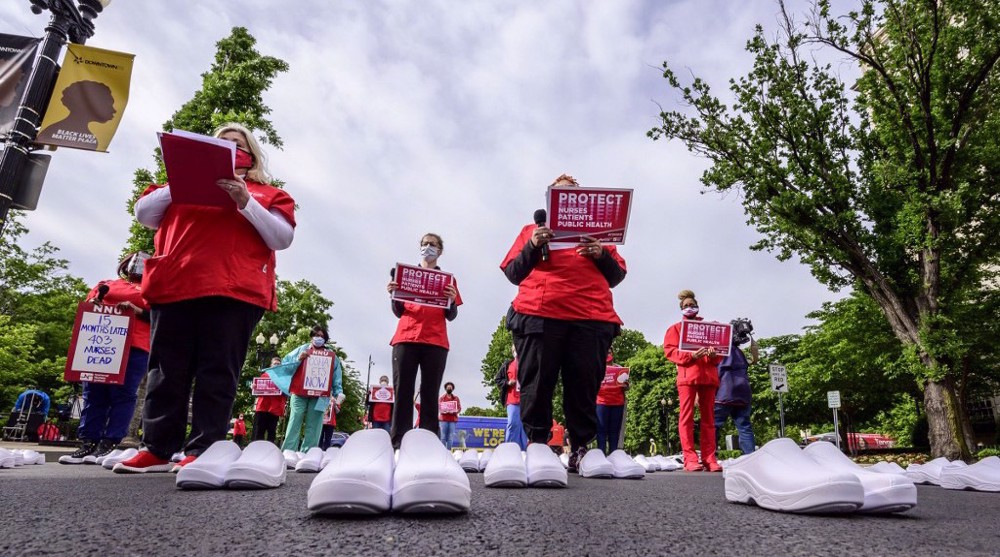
[607,450,645,479]
[176,441,241,490]
[939,456,1000,492]
[97,449,124,466]
[224,441,287,489]
[567,447,587,474]
[308,429,394,514]
[103,448,138,470]
[171,454,198,473]
[170,452,185,463]
[392,428,471,513]
[525,443,568,488]
[59,442,97,465]
[295,447,325,473]
[578,449,614,478]
[113,449,173,474]
[483,443,527,488]
[85,440,116,465]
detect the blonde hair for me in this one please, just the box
[550,173,579,187]
[678,289,697,308]
[213,122,271,184]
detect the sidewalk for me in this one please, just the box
[0,441,76,455]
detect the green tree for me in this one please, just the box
[622,345,677,455]
[649,0,1000,459]
[462,406,507,418]
[611,328,653,363]
[479,317,513,410]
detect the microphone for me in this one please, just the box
[533,209,549,262]
[96,284,110,303]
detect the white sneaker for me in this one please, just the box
[633,455,656,473]
[804,442,916,513]
[96,449,123,466]
[282,450,299,470]
[939,456,1000,492]
[103,448,138,470]
[392,428,471,513]
[478,449,493,472]
[452,449,463,461]
[579,449,614,478]
[525,443,567,488]
[295,447,325,473]
[170,451,185,463]
[308,429,394,514]
[458,449,481,473]
[225,441,286,489]
[320,447,340,469]
[176,440,242,490]
[608,450,645,479]
[869,461,907,475]
[0,448,15,468]
[484,443,527,488]
[725,438,864,514]
[654,456,683,472]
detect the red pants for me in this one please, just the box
[677,384,718,468]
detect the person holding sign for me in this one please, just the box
[367,375,394,433]
[494,344,527,450]
[252,357,286,443]
[596,350,629,456]
[438,382,462,448]
[715,321,759,455]
[501,174,627,474]
[386,233,462,448]
[60,253,151,465]
[663,290,724,472]
[280,326,345,454]
[118,123,296,474]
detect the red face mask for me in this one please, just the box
[235,147,254,170]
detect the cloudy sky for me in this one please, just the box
[2,1,848,409]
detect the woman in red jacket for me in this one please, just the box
[663,289,724,472]
[385,233,461,448]
[118,122,296,474]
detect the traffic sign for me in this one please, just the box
[769,364,788,393]
[827,391,841,409]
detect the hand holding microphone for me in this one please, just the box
[532,209,551,261]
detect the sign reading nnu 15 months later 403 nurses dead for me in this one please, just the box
[64,301,134,385]
[546,186,633,245]
[678,320,732,357]
[392,263,455,309]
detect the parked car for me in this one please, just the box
[804,432,894,451]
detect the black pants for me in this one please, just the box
[319,424,335,450]
[510,314,615,449]
[252,411,279,442]
[390,342,448,447]
[142,297,264,458]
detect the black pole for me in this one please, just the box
[0,1,101,235]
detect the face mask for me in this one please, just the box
[235,148,254,170]
[420,244,439,260]
[446,388,453,394]
[311,336,325,347]
[682,306,699,318]
[380,381,389,387]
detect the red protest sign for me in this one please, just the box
[369,385,396,403]
[391,263,454,309]
[64,301,135,385]
[440,399,459,414]
[251,377,282,397]
[602,366,630,386]
[546,186,633,245]
[679,321,732,357]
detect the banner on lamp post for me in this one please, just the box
[0,33,40,140]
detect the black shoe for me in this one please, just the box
[567,447,587,474]
[58,442,96,465]
[89,440,116,463]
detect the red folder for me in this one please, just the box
[159,131,237,207]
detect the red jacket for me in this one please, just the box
[439,394,461,422]
[86,278,151,352]
[664,318,724,387]
[139,182,295,311]
[501,224,625,323]
[390,283,463,350]
[254,394,286,417]
[232,419,246,436]
[506,359,521,406]
[596,366,628,406]
[371,402,392,423]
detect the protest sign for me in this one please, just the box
[64,302,134,385]
[301,349,335,397]
[678,320,732,357]
[369,385,396,403]
[602,366,630,386]
[546,186,633,245]
[391,263,454,308]
[440,399,459,414]
[251,377,282,397]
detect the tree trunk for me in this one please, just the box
[923,379,972,460]
[120,376,147,448]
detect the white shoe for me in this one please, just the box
[170,451,184,463]
[484,443,527,488]
[870,461,907,475]
[647,455,664,471]
[225,441,286,489]
[804,442,916,513]
[176,440,242,490]
[633,455,656,473]
[320,447,340,469]
[725,438,864,514]
[939,456,1000,492]
[654,456,683,471]
[295,447,325,473]
[452,449,463,461]
[11,451,24,467]
[392,428,471,513]
[18,450,45,465]
[904,457,965,485]
[478,449,493,472]
[608,450,645,479]
[282,450,299,470]
[96,449,123,466]
[525,443,567,488]
[458,449,481,473]
[308,429,394,514]
[82,454,99,465]
[579,449,614,478]
[0,448,15,468]
[559,452,569,469]
[103,448,138,470]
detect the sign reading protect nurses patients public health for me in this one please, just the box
[546,186,633,245]
[391,263,454,309]
[64,302,134,385]
[678,320,732,357]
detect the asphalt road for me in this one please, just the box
[2,460,999,556]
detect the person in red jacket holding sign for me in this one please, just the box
[367,375,394,433]
[438,382,461,448]
[663,289,724,472]
[386,233,461,448]
[596,350,629,455]
[60,253,152,465]
[119,123,295,474]
[252,357,286,443]
[501,174,626,474]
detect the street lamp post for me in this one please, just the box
[660,397,673,456]
[0,0,112,235]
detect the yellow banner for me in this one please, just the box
[35,43,134,152]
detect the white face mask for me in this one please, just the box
[311,336,325,347]
[420,245,439,260]
[380,381,389,387]
[682,306,699,318]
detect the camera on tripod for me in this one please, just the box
[730,318,754,346]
